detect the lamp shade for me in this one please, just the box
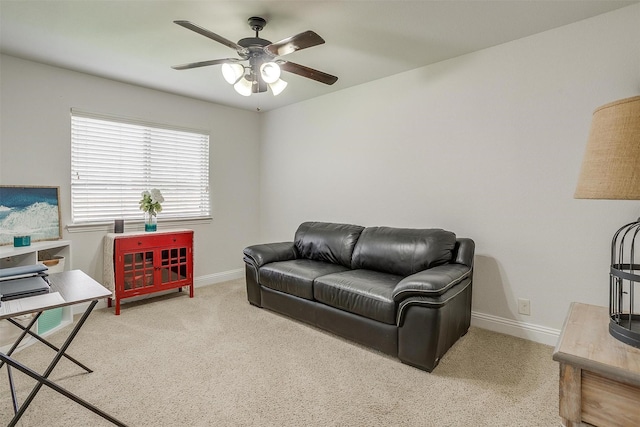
[260,62,281,84]
[221,63,244,85]
[268,78,288,96]
[574,96,640,200]
[233,76,253,97]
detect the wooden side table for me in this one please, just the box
[553,303,640,427]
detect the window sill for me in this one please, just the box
[66,217,212,233]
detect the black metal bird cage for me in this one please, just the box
[610,218,640,348]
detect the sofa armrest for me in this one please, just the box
[392,264,472,302]
[243,242,297,268]
[453,238,475,268]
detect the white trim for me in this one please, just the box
[471,311,560,347]
[72,268,244,315]
[66,217,212,233]
[194,269,244,288]
[71,270,562,348]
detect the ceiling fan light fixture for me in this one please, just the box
[221,63,244,84]
[234,76,253,96]
[260,62,281,84]
[269,78,288,96]
[173,18,338,99]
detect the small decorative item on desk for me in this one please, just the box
[139,188,164,232]
[114,219,124,233]
[13,235,31,247]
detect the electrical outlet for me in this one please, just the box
[518,298,531,315]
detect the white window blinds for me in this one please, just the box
[71,111,210,224]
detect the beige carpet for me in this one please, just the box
[1,279,559,426]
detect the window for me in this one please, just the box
[71,110,210,225]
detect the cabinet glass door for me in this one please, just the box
[123,251,155,290]
[160,247,188,284]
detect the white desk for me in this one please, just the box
[0,270,126,426]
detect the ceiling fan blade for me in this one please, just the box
[174,20,248,56]
[172,58,243,70]
[279,61,338,85]
[265,31,325,57]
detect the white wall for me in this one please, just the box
[259,5,640,342]
[0,55,261,283]
[1,5,639,344]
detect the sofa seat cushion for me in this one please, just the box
[260,260,350,300]
[314,269,403,325]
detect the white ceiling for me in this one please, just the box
[1,1,637,112]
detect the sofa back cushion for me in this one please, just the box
[295,222,365,268]
[352,227,456,276]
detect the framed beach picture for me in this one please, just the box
[0,186,62,246]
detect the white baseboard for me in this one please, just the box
[194,268,244,288]
[73,268,245,315]
[471,311,560,347]
[75,271,560,348]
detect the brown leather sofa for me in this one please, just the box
[243,221,475,372]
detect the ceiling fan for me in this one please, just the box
[172,17,338,97]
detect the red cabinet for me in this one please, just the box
[110,230,193,315]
